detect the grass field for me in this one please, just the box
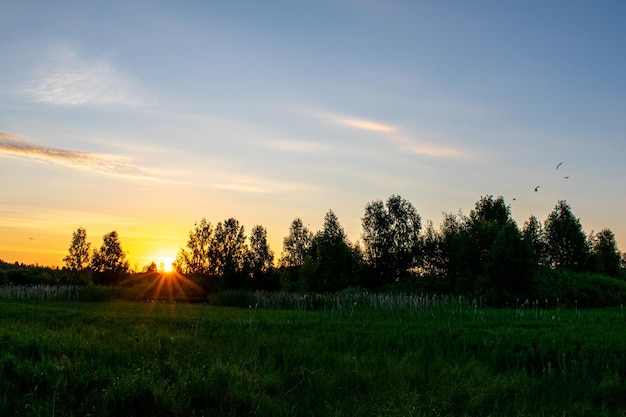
[1,295,625,416]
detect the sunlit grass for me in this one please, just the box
[1,300,625,416]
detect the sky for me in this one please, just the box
[1,1,625,269]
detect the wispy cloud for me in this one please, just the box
[385,132,464,158]
[300,108,465,158]
[23,43,144,107]
[0,132,158,179]
[341,118,396,132]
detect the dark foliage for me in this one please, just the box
[6,194,626,307]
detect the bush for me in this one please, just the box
[527,266,626,307]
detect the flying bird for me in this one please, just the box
[556,162,564,170]
[563,176,569,179]
[534,185,542,192]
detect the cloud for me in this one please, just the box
[341,118,396,132]
[0,132,157,179]
[23,43,144,107]
[386,132,464,158]
[300,108,465,158]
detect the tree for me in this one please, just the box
[176,218,214,276]
[248,225,275,289]
[303,210,357,292]
[466,196,511,267]
[213,218,248,288]
[418,220,445,277]
[589,228,621,277]
[543,200,587,270]
[485,222,534,303]
[249,225,274,274]
[90,231,129,285]
[143,261,158,273]
[63,227,91,272]
[437,211,463,282]
[361,195,421,285]
[279,218,313,268]
[448,196,514,293]
[469,195,510,227]
[522,215,544,265]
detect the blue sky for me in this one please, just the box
[1,1,625,267]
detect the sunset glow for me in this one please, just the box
[1,2,625,266]
[157,257,175,273]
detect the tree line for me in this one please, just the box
[169,194,624,303]
[8,194,624,305]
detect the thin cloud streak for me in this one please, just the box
[0,132,158,180]
[341,118,396,132]
[301,108,466,158]
[23,43,144,107]
[389,132,465,158]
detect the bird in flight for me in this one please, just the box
[556,162,564,170]
[563,176,569,179]
[534,185,542,192]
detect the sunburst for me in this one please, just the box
[137,267,206,304]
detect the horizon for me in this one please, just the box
[2,1,625,268]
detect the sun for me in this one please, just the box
[156,257,175,273]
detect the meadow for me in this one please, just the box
[1,288,625,416]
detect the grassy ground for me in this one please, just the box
[1,299,625,416]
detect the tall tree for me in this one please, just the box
[522,215,544,265]
[469,195,511,226]
[279,218,313,268]
[63,227,91,272]
[90,231,129,285]
[248,225,275,289]
[304,210,356,291]
[361,195,421,285]
[419,220,445,277]
[176,218,214,276]
[543,200,587,270]
[589,228,621,277]
[450,196,513,293]
[213,218,248,288]
[437,211,463,282]
[485,222,534,302]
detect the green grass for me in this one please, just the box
[1,299,625,416]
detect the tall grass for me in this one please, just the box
[1,300,625,416]
[0,284,118,302]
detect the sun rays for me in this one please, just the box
[136,270,206,304]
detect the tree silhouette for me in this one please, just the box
[90,231,129,285]
[176,218,214,276]
[361,195,421,285]
[213,218,248,288]
[543,200,587,270]
[248,225,275,289]
[485,222,534,302]
[278,218,313,291]
[63,227,91,273]
[589,228,621,277]
[303,210,357,292]
[279,218,313,268]
[522,215,544,266]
